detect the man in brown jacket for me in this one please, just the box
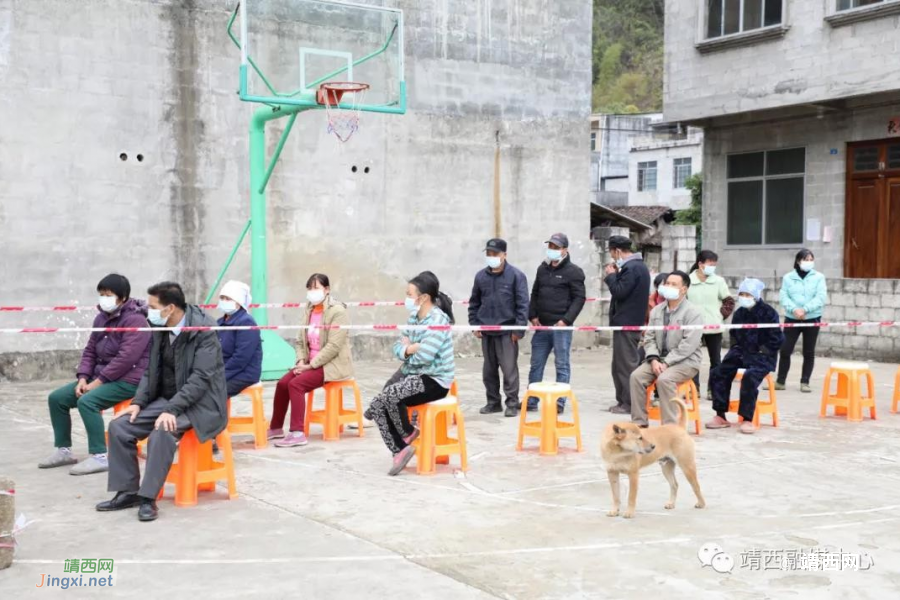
[630,271,704,427]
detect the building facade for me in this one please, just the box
[664,0,900,359]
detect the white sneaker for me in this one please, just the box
[69,455,109,476]
[38,447,77,469]
[348,417,375,430]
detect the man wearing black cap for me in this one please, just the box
[468,238,530,417]
[604,235,651,414]
[525,233,586,413]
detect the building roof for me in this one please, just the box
[614,206,673,227]
[590,203,651,231]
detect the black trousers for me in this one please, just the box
[710,353,773,422]
[777,318,821,384]
[692,333,723,393]
[365,374,449,455]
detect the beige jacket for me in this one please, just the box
[643,298,704,370]
[296,297,353,382]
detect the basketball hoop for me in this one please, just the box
[317,82,370,143]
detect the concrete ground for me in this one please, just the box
[1,348,899,599]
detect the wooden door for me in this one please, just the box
[845,140,900,278]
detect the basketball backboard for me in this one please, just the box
[229,0,406,114]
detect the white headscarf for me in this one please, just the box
[738,278,765,301]
[220,280,252,309]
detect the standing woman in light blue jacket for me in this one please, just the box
[776,249,827,392]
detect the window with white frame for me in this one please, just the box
[707,0,784,39]
[837,0,886,10]
[726,148,805,245]
[590,131,597,152]
[673,157,693,188]
[638,161,658,192]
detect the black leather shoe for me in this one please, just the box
[138,499,159,522]
[479,404,502,415]
[96,492,141,512]
[504,406,519,417]
[609,405,631,415]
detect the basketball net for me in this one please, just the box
[319,82,369,144]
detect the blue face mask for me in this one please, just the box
[546,249,562,262]
[615,258,625,268]
[147,308,167,326]
[486,256,502,270]
[703,265,717,276]
[738,296,756,309]
[404,297,419,313]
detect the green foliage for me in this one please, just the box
[674,173,703,251]
[592,0,664,113]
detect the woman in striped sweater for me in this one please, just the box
[365,271,456,476]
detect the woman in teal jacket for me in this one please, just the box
[776,249,827,392]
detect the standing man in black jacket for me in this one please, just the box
[526,233,586,413]
[469,238,530,417]
[604,235,651,414]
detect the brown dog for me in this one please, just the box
[601,398,706,518]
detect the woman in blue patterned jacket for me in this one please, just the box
[365,271,456,476]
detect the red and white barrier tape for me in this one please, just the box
[0,298,611,312]
[0,321,894,335]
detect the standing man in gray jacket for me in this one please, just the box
[630,271,704,427]
[96,281,228,522]
[469,238,530,417]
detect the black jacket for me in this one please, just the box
[528,255,586,326]
[604,255,651,327]
[725,300,784,370]
[468,263,530,335]
[132,305,228,442]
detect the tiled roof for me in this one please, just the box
[613,206,673,226]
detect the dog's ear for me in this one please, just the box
[612,424,623,435]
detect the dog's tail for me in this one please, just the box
[671,397,688,429]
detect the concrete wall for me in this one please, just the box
[0,0,594,366]
[628,137,702,209]
[597,113,662,181]
[664,0,900,122]
[722,276,900,362]
[702,102,900,278]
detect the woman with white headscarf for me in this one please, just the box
[216,280,263,397]
[706,278,784,435]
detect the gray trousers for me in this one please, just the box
[630,361,699,426]
[611,331,642,409]
[481,334,520,408]
[107,397,192,500]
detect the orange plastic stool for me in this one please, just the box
[407,392,468,475]
[517,382,582,455]
[304,379,364,441]
[645,379,701,435]
[728,369,779,427]
[227,383,267,449]
[820,361,876,422]
[891,367,900,414]
[161,429,237,507]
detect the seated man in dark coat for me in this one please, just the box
[97,281,228,521]
[707,278,784,435]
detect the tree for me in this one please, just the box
[674,173,703,251]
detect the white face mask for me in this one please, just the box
[703,265,717,276]
[738,296,756,309]
[799,261,815,272]
[486,256,503,270]
[147,307,167,326]
[659,285,681,301]
[98,296,119,313]
[306,289,326,306]
[218,300,238,315]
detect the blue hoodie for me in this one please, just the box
[216,307,262,384]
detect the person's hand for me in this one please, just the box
[793,308,806,319]
[75,378,88,398]
[117,405,141,422]
[406,343,420,356]
[555,320,567,327]
[651,360,665,376]
[155,412,178,433]
[400,336,411,346]
[604,263,617,276]
[474,331,482,339]
[511,333,521,343]
[84,379,102,394]
[293,362,310,375]
[530,318,540,327]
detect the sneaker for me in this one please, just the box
[774,382,786,391]
[388,445,417,476]
[557,405,565,415]
[266,428,285,440]
[739,421,757,435]
[705,415,732,429]
[69,455,109,476]
[348,418,375,430]
[800,384,812,393]
[479,404,502,415]
[609,405,630,415]
[504,406,519,418]
[274,432,308,448]
[650,398,660,408]
[403,427,420,445]
[38,447,78,469]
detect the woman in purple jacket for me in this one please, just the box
[39,274,152,475]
